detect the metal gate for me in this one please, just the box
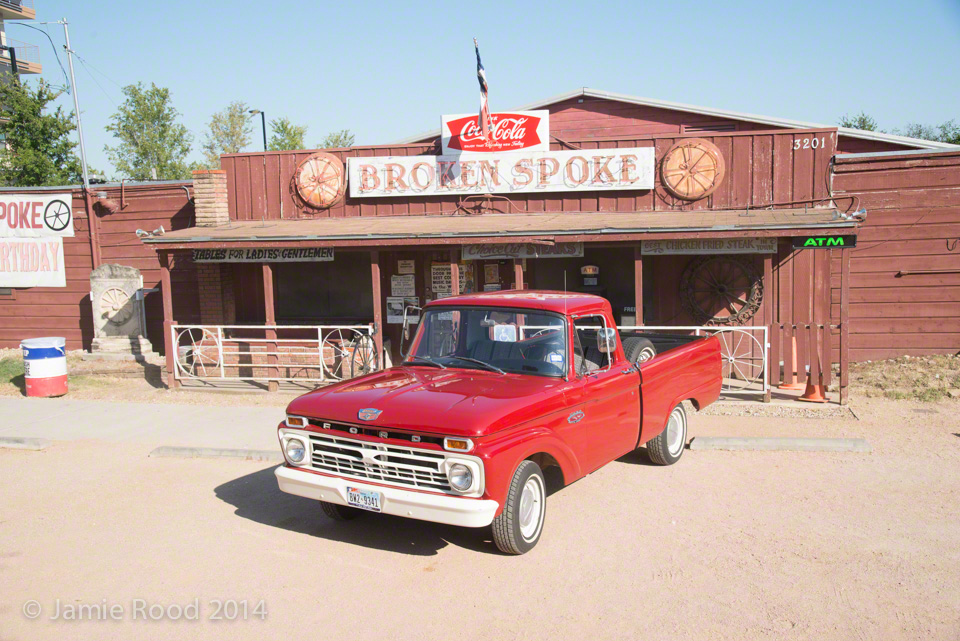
[171,324,379,384]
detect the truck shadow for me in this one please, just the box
[214,466,497,556]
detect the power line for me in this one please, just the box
[7,22,69,91]
[75,56,116,107]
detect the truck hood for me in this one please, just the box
[286,366,569,438]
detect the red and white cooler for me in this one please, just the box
[20,337,68,397]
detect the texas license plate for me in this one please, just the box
[346,487,382,512]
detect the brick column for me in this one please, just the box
[197,263,225,325]
[192,170,229,227]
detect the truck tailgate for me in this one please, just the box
[637,335,722,445]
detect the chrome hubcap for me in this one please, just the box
[666,408,686,456]
[518,476,545,541]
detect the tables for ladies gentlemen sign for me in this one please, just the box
[347,147,655,198]
[0,193,72,287]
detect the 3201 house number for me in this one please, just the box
[793,137,826,150]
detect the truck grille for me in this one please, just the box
[307,433,451,492]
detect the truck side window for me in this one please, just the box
[573,315,614,376]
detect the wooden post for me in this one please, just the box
[370,250,383,362]
[449,248,460,295]
[762,252,773,402]
[633,246,643,326]
[839,247,851,405]
[160,250,179,390]
[262,263,278,392]
[514,259,524,290]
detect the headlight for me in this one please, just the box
[284,438,306,464]
[448,463,473,492]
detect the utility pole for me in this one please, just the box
[60,19,90,189]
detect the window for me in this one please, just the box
[274,253,373,322]
[573,315,617,376]
[410,306,567,378]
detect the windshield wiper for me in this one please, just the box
[445,356,506,375]
[404,357,446,369]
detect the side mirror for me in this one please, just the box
[400,305,421,357]
[596,327,616,354]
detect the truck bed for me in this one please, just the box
[626,332,722,446]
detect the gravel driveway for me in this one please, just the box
[1,397,958,640]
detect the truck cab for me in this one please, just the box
[275,291,721,554]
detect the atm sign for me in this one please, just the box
[792,235,857,249]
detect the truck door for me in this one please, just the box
[561,314,641,473]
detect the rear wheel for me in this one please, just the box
[492,460,546,555]
[645,403,688,465]
[320,501,362,521]
[623,336,656,364]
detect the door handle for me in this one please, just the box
[621,367,635,375]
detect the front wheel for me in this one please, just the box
[491,460,546,555]
[320,501,362,521]
[645,403,688,465]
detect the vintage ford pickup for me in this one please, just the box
[275,291,721,554]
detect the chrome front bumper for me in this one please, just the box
[275,466,499,528]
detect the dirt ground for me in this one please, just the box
[1,396,958,640]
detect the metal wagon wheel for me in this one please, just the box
[321,328,360,381]
[714,329,765,391]
[350,334,380,378]
[680,255,763,325]
[176,327,220,378]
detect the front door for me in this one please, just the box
[561,315,641,473]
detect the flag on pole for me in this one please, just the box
[474,37,493,142]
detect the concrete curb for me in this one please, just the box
[0,436,51,451]
[149,446,282,462]
[689,437,871,453]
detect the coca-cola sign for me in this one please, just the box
[441,110,550,155]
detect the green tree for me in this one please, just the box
[0,74,83,186]
[202,101,252,167]
[104,82,193,180]
[268,117,307,151]
[896,120,960,144]
[318,129,355,148]
[838,111,880,132]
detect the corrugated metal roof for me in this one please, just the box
[143,207,855,246]
[395,87,959,151]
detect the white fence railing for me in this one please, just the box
[172,324,379,384]
[620,325,769,398]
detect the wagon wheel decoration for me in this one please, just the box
[43,199,72,232]
[321,328,367,380]
[175,327,220,378]
[100,287,134,326]
[349,334,380,378]
[660,138,726,201]
[712,329,766,391]
[293,152,346,210]
[680,255,763,325]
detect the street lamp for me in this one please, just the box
[249,109,267,151]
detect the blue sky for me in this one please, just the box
[15,0,960,178]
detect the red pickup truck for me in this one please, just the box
[275,291,721,554]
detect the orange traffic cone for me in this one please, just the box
[778,336,806,390]
[798,372,828,403]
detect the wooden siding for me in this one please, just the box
[0,184,200,352]
[831,151,960,360]
[222,128,837,221]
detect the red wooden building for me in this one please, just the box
[3,89,958,401]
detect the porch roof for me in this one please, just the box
[142,207,858,250]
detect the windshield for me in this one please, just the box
[408,306,567,377]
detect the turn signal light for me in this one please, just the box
[286,416,306,428]
[443,437,474,452]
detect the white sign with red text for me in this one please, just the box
[347,147,655,198]
[0,193,72,287]
[441,111,550,155]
